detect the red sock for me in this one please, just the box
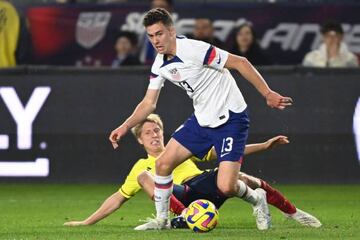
[169,194,186,215]
[260,180,296,215]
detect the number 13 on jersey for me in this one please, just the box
[220,137,233,157]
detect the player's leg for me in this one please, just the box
[213,110,249,197]
[134,140,192,230]
[216,162,271,230]
[238,172,262,189]
[238,172,296,214]
[137,171,187,216]
[214,110,271,230]
[217,166,271,230]
[153,138,192,219]
[238,172,321,228]
[260,178,321,228]
[217,161,242,196]
[177,169,228,209]
[170,184,191,229]
[171,169,228,229]
[137,171,155,199]
[144,114,213,230]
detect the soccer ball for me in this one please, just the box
[184,199,219,233]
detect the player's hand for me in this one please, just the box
[264,135,289,150]
[265,90,293,110]
[63,221,86,226]
[109,124,129,149]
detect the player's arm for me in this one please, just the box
[109,88,161,149]
[203,135,289,161]
[64,191,128,226]
[244,135,289,155]
[224,54,292,110]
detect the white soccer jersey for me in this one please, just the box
[148,37,247,127]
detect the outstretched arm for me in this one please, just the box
[206,135,289,161]
[64,192,127,226]
[225,54,292,110]
[109,89,161,149]
[244,135,289,155]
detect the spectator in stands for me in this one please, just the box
[55,0,77,3]
[302,21,359,67]
[231,22,272,66]
[0,0,20,67]
[187,18,224,49]
[151,0,173,12]
[111,31,140,67]
[140,0,173,65]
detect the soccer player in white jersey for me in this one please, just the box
[109,8,293,230]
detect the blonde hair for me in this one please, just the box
[131,113,164,139]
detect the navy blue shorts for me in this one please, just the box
[173,169,228,209]
[172,109,249,163]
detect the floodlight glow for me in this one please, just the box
[354,98,360,165]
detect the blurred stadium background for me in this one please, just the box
[0,0,359,239]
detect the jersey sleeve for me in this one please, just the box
[118,160,145,199]
[148,54,166,90]
[189,39,229,70]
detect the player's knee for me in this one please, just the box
[217,182,238,197]
[137,171,149,186]
[155,159,172,175]
[238,173,250,185]
[238,173,259,189]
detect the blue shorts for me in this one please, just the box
[173,169,227,209]
[172,109,249,163]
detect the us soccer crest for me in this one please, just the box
[76,12,111,49]
[169,68,181,81]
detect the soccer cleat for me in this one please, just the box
[253,188,272,230]
[285,208,322,228]
[170,216,188,229]
[134,217,170,231]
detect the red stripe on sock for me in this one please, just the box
[260,180,296,214]
[155,181,173,189]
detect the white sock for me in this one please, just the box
[236,180,259,206]
[154,174,173,220]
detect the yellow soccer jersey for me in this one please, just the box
[190,148,213,162]
[119,155,203,199]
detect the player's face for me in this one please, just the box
[138,122,165,155]
[146,22,176,55]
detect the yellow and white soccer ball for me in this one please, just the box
[184,199,219,232]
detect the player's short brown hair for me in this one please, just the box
[131,113,164,139]
[143,8,173,27]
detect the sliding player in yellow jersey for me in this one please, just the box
[64,114,321,229]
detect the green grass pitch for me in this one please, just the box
[0,184,359,239]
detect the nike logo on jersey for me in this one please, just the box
[216,55,221,64]
[220,152,230,158]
